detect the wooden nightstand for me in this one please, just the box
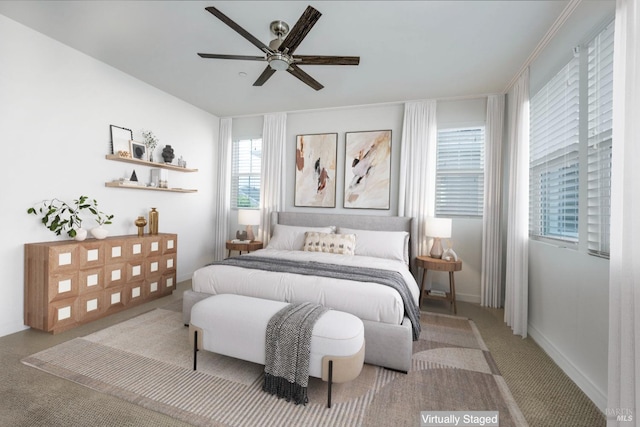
[226,240,263,257]
[416,255,462,314]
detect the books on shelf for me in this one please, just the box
[231,239,251,244]
[429,289,447,297]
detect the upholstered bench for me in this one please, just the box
[189,294,365,408]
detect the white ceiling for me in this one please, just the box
[0,1,575,117]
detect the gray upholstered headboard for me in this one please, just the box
[272,211,412,233]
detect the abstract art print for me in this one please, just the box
[344,130,392,209]
[294,133,337,207]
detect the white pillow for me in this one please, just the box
[267,224,335,251]
[303,232,356,255]
[337,227,409,263]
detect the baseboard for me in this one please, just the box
[456,292,480,304]
[528,323,607,412]
[0,322,29,339]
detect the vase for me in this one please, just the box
[90,226,109,240]
[135,216,147,237]
[442,247,458,261]
[74,227,88,241]
[162,145,175,164]
[149,208,158,235]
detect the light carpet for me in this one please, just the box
[22,308,528,427]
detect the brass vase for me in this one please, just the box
[149,208,158,235]
[135,216,147,237]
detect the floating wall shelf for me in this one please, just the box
[104,181,197,193]
[104,154,198,193]
[105,154,198,172]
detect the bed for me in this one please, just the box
[182,211,419,372]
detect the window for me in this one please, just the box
[231,139,261,208]
[529,21,613,256]
[529,56,580,243]
[586,22,613,257]
[435,127,485,217]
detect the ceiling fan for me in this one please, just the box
[198,5,360,90]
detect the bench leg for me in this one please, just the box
[327,360,333,408]
[193,330,198,371]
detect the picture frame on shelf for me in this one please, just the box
[110,124,133,156]
[129,140,147,161]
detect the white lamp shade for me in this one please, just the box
[424,217,452,238]
[238,209,260,226]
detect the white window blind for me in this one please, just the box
[529,56,580,242]
[435,127,485,217]
[586,22,613,257]
[231,139,262,208]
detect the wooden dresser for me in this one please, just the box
[24,233,177,334]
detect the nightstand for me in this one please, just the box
[226,240,263,257]
[416,255,462,314]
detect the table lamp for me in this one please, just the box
[425,217,452,259]
[238,209,260,242]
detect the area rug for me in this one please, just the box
[22,307,528,427]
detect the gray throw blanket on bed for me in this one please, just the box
[215,255,421,340]
[262,302,329,405]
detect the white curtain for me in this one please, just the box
[481,94,505,308]
[259,112,287,244]
[608,0,640,423]
[504,69,530,338]
[213,118,232,261]
[398,100,437,272]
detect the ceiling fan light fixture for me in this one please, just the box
[268,54,290,71]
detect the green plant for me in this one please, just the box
[27,196,114,238]
[88,198,114,226]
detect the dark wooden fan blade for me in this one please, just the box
[253,66,277,86]
[278,6,322,55]
[287,64,324,90]
[294,55,360,66]
[198,53,266,61]
[205,6,272,54]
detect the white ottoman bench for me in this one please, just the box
[189,294,365,408]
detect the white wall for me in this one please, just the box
[506,1,614,411]
[0,15,219,337]
[231,99,487,302]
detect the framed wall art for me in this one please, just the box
[130,140,147,161]
[294,133,338,207]
[344,130,392,210]
[110,124,133,156]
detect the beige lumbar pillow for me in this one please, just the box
[303,232,356,255]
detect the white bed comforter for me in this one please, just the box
[192,248,420,325]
